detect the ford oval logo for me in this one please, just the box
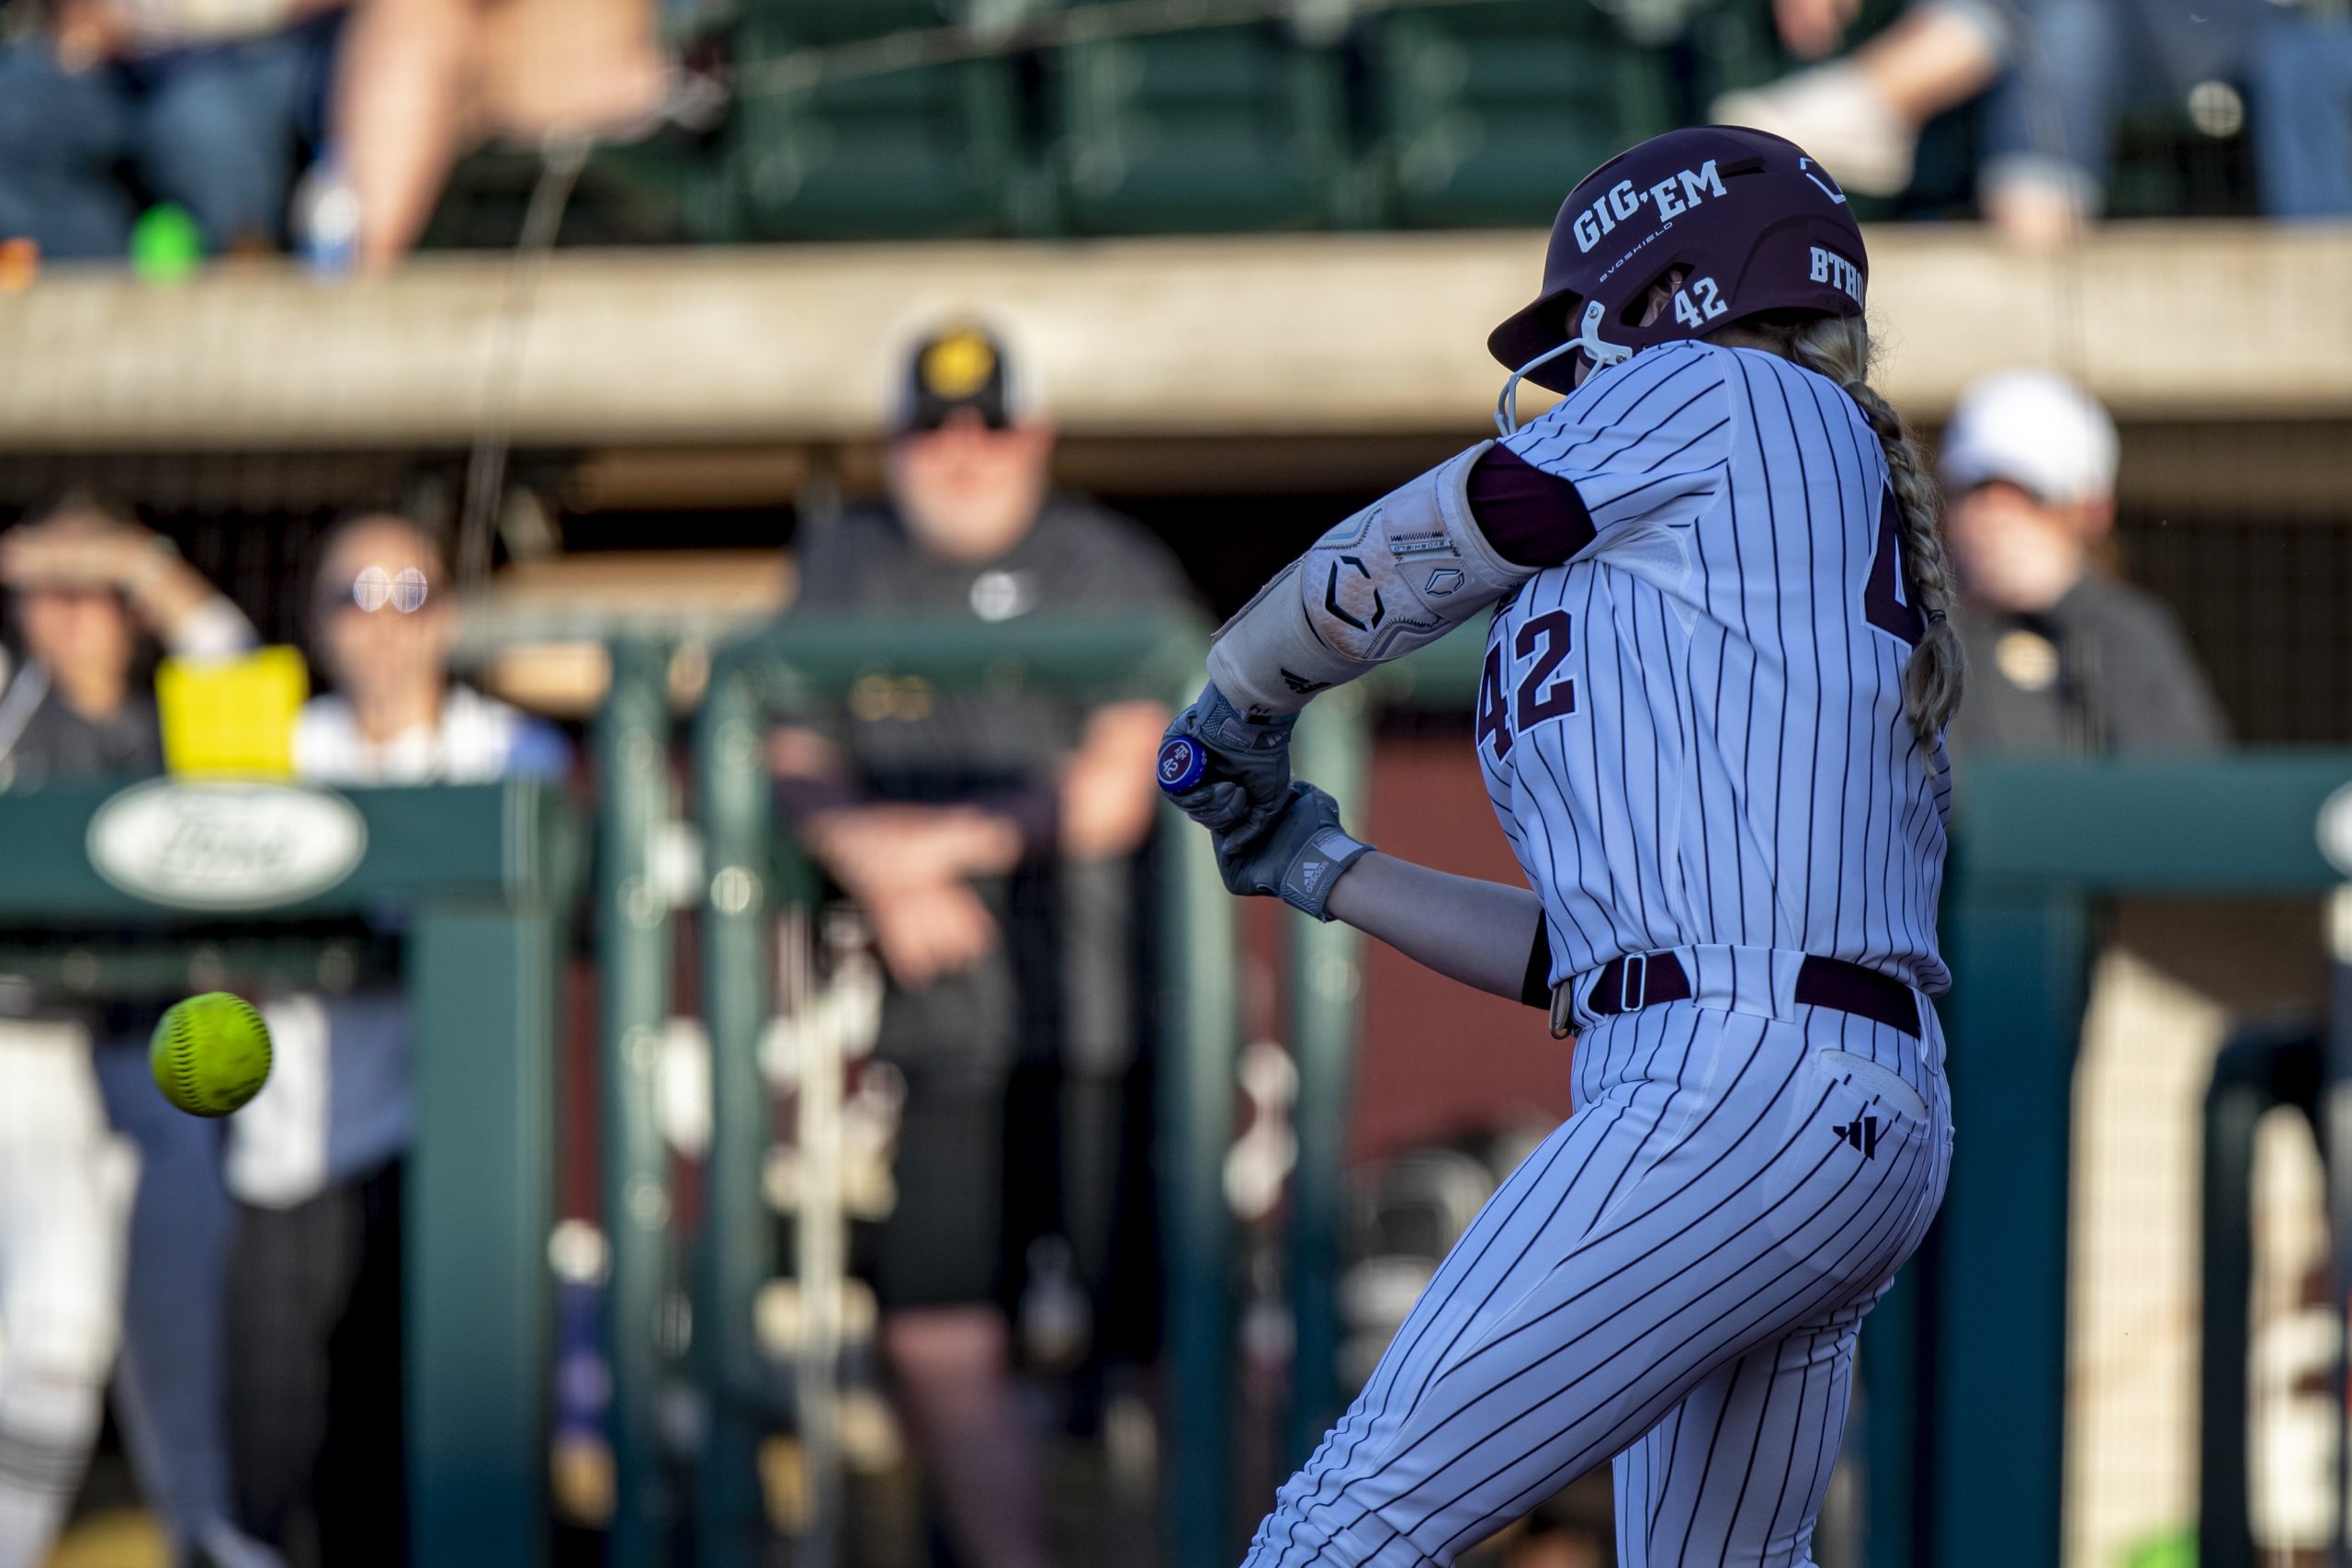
[87,780,368,911]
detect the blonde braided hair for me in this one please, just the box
[1724,312,1965,739]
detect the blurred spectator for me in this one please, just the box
[769,323,1185,1568]
[0,0,345,260]
[0,493,269,1568]
[2252,9,2352,218]
[331,0,669,269]
[0,492,254,784]
[1715,0,2269,242]
[1937,369,2228,754]
[224,511,563,1568]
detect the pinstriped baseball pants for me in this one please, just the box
[1243,993,1952,1568]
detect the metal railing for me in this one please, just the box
[1898,754,2352,1567]
[0,779,582,1566]
[2198,1026,2325,1568]
[597,618,2352,1568]
[597,614,1373,1567]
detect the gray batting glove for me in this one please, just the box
[1214,782,1374,921]
[1159,681,1297,848]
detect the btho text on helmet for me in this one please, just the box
[1808,247,1865,304]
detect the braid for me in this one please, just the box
[1846,373,1965,738]
[1729,312,1965,742]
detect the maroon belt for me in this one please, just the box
[1566,952,1921,1039]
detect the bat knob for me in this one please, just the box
[1156,735,1207,795]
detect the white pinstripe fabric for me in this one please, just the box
[0,1021,131,1567]
[1241,336,1959,1564]
[0,1022,127,1377]
[1481,339,1951,1000]
[1241,1004,1951,1566]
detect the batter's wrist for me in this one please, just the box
[1281,826,1374,921]
[1193,681,1295,752]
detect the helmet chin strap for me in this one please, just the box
[1492,300,1635,435]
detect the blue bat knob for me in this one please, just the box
[1156,735,1207,795]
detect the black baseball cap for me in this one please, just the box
[893,322,1028,434]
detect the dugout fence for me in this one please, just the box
[1297,644,2352,1568]
[645,613,1414,1568]
[11,642,2345,1567]
[2199,1023,2325,1568]
[1882,755,2352,1568]
[0,615,1359,1568]
[0,777,581,1566]
[638,612,1268,1568]
[647,626,2352,1568]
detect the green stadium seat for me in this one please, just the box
[1689,0,1794,106]
[1045,23,1354,234]
[723,0,1064,45]
[726,0,956,42]
[420,138,736,250]
[2101,109,2254,221]
[727,10,1026,241]
[1368,5,1677,229]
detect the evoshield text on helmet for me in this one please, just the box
[1488,125,1871,431]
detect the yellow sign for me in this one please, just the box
[155,646,309,779]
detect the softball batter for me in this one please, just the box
[1160,125,1962,1566]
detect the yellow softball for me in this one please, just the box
[151,992,273,1118]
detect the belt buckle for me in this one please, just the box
[1619,952,1648,1013]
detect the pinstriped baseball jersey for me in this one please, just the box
[1235,336,1957,1568]
[1474,338,1951,998]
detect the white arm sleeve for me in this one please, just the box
[1204,441,1533,720]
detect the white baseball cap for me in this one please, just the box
[1938,369,2118,505]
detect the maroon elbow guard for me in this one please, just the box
[1470,446,1598,570]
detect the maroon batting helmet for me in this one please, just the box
[1487,126,1869,396]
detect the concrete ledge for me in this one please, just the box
[2,222,2347,449]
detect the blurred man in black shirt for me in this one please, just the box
[770,324,1189,1568]
[1939,370,2226,756]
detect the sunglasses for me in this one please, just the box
[320,564,433,615]
[900,398,1015,435]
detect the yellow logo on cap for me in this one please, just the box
[921,331,997,400]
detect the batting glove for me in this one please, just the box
[1214,782,1374,922]
[1157,681,1297,847]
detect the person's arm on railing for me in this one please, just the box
[1055,699,1169,861]
[770,727,1014,988]
[770,694,1169,987]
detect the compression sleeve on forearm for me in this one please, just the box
[1204,441,1539,720]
